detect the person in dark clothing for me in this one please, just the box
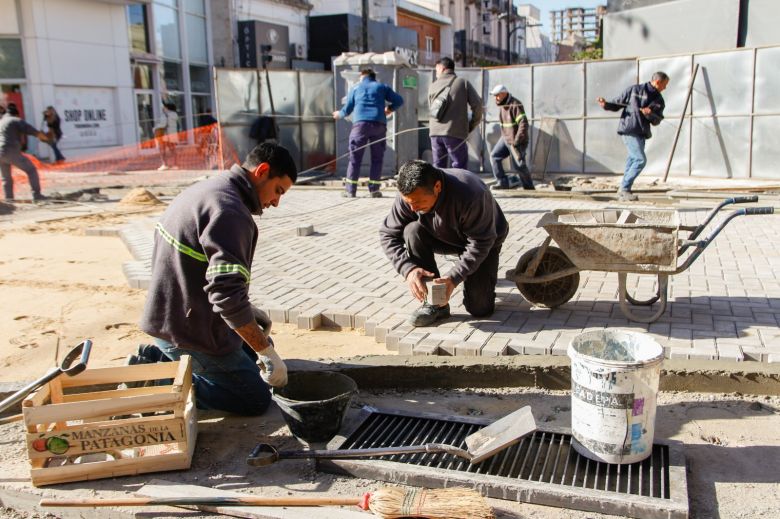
[197,107,218,128]
[333,68,404,198]
[136,143,298,415]
[43,106,65,163]
[379,160,509,327]
[598,71,669,201]
[249,115,279,147]
[488,84,534,190]
[0,103,49,201]
[427,57,482,170]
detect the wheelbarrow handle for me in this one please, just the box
[744,206,774,215]
[730,195,758,204]
[682,197,763,251]
[0,368,63,414]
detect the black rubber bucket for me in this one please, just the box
[272,371,358,443]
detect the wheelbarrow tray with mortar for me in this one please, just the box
[506,197,774,323]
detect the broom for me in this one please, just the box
[40,486,495,519]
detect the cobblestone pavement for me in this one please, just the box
[121,188,780,363]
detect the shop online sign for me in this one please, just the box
[55,87,118,148]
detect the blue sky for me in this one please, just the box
[526,1,606,36]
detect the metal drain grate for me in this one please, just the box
[320,407,688,519]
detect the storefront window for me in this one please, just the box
[189,65,210,93]
[0,39,25,79]
[191,95,212,127]
[136,93,155,142]
[133,63,153,89]
[161,61,182,91]
[153,4,181,60]
[184,0,205,16]
[127,5,150,53]
[186,14,207,64]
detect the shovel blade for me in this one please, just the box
[465,406,536,464]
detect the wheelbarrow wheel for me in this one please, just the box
[514,246,580,308]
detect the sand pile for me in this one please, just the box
[119,188,163,206]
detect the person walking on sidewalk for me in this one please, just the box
[427,57,482,170]
[597,71,669,201]
[155,101,179,171]
[333,68,404,198]
[489,84,534,190]
[136,143,297,415]
[42,106,66,163]
[379,160,508,327]
[0,103,49,202]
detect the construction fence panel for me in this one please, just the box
[416,69,435,163]
[754,46,780,114]
[456,68,486,172]
[584,59,638,173]
[752,116,780,180]
[638,55,693,177]
[691,116,751,179]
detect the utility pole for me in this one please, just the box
[361,0,369,53]
[506,0,512,65]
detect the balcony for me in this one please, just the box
[454,30,522,66]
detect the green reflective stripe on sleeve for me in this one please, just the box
[514,113,526,123]
[206,263,251,283]
[345,179,359,184]
[367,180,383,184]
[500,122,516,127]
[155,223,208,263]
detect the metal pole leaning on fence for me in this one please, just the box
[663,63,699,183]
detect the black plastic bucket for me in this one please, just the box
[272,371,358,443]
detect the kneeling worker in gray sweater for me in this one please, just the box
[380,160,509,327]
[136,143,297,415]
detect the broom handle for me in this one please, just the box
[40,496,361,507]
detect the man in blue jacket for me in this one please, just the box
[598,71,669,201]
[333,68,404,198]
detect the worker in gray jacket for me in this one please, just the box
[379,160,508,327]
[0,103,49,201]
[137,143,297,415]
[427,57,482,170]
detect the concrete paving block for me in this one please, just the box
[412,339,441,356]
[454,341,484,356]
[481,337,509,357]
[374,318,405,343]
[669,347,691,360]
[523,341,551,355]
[321,310,352,329]
[550,341,569,356]
[716,343,744,362]
[740,345,766,362]
[296,224,315,236]
[767,353,780,364]
[268,308,288,324]
[688,347,717,361]
[296,310,322,330]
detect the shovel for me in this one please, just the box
[248,405,535,466]
[0,339,92,414]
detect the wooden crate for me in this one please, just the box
[22,356,197,487]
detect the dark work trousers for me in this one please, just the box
[346,121,387,195]
[403,221,500,317]
[431,135,468,169]
[490,140,534,189]
[0,150,42,200]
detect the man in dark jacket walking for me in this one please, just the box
[427,57,482,170]
[137,143,297,415]
[489,84,534,190]
[598,71,669,201]
[334,68,404,198]
[0,103,49,201]
[379,160,509,327]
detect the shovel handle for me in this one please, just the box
[40,496,361,508]
[247,442,472,466]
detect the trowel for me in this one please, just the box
[247,406,536,467]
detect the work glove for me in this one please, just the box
[251,305,272,337]
[257,342,288,388]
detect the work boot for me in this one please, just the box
[369,191,382,198]
[618,189,638,201]
[118,344,163,390]
[32,193,49,202]
[407,303,450,327]
[491,181,511,191]
[341,191,356,198]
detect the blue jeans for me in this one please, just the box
[431,135,468,169]
[346,121,386,195]
[0,151,42,200]
[155,339,272,416]
[48,139,65,162]
[621,134,647,191]
[489,140,534,189]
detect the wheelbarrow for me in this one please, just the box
[505,197,774,323]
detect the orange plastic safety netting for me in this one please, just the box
[10,124,240,181]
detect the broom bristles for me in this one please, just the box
[366,486,495,519]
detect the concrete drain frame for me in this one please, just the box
[319,407,689,519]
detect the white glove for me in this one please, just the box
[257,344,288,388]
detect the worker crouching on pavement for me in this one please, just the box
[379,160,509,327]
[135,143,297,415]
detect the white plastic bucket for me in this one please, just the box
[568,329,664,464]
